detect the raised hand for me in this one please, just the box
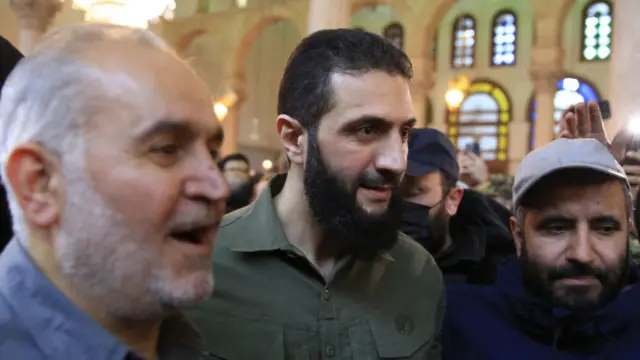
[559,101,631,162]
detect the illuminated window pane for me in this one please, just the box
[528,77,599,150]
[582,1,612,61]
[491,11,517,66]
[452,15,476,68]
[447,81,511,166]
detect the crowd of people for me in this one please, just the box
[1,23,640,360]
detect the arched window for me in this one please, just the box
[528,77,600,150]
[491,10,517,66]
[447,80,511,171]
[383,22,404,49]
[452,15,476,68]
[582,1,613,61]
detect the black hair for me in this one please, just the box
[277,28,413,130]
[218,153,249,170]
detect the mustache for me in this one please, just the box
[166,207,221,232]
[547,262,606,282]
[359,170,402,189]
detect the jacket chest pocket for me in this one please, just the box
[348,314,437,359]
[194,310,311,360]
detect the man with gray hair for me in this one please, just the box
[0,23,229,359]
[442,138,640,359]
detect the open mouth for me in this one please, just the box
[169,226,214,246]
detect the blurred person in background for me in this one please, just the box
[457,147,488,189]
[0,36,23,252]
[219,153,254,213]
[0,24,229,359]
[444,138,640,359]
[401,129,514,284]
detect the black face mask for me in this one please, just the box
[400,200,433,246]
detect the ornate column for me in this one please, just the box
[530,45,563,149]
[307,0,350,34]
[220,74,246,157]
[409,55,435,128]
[9,0,63,55]
[607,0,640,136]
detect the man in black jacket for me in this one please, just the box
[400,128,515,284]
[0,36,23,252]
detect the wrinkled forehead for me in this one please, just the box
[526,180,627,219]
[81,42,219,138]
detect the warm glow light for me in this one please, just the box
[236,0,248,8]
[445,76,470,111]
[212,91,239,121]
[262,159,274,171]
[445,89,465,110]
[628,118,640,134]
[69,0,176,28]
[214,103,229,120]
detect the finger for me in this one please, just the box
[627,175,640,184]
[587,100,607,141]
[575,102,589,136]
[560,105,574,134]
[560,111,578,139]
[623,165,640,174]
[626,151,640,162]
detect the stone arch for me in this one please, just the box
[350,0,412,18]
[232,7,303,82]
[175,29,208,56]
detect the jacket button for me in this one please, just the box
[323,289,331,301]
[325,345,335,357]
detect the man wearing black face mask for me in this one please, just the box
[400,129,514,284]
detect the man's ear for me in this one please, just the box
[5,144,64,230]
[444,187,464,216]
[276,114,305,166]
[510,216,523,257]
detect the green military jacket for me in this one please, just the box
[187,175,445,360]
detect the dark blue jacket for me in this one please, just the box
[443,257,640,360]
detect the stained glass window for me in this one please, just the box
[582,1,612,61]
[452,15,476,68]
[528,77,599,150]
[383,22,404,50]
[491,11,517,66]
[447,81,511,163]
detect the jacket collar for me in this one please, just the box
[0,239,206,359]
[227,174,292,253]
[496,257,640,340]
[439,189,513,267]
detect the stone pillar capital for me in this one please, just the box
[530,46,563,93]
[409,55,435,98]
[9,0,62,32]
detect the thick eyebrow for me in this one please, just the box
[132,118,222,143]
[132,119,194,142]
[341,115,416,131]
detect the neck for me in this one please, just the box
[26,234,163,359]
[274,169,339,276]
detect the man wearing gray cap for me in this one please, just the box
[442,138,640,359]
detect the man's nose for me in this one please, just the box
[566,222,596,265]
[375,132,407,175]
[184,154,231,203]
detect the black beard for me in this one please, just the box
[303,128,402,260]
[520,238,630,311]
[425,204,450,255]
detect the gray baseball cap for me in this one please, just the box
[513,138,628,207]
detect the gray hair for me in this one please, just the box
[0,23,174,241]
